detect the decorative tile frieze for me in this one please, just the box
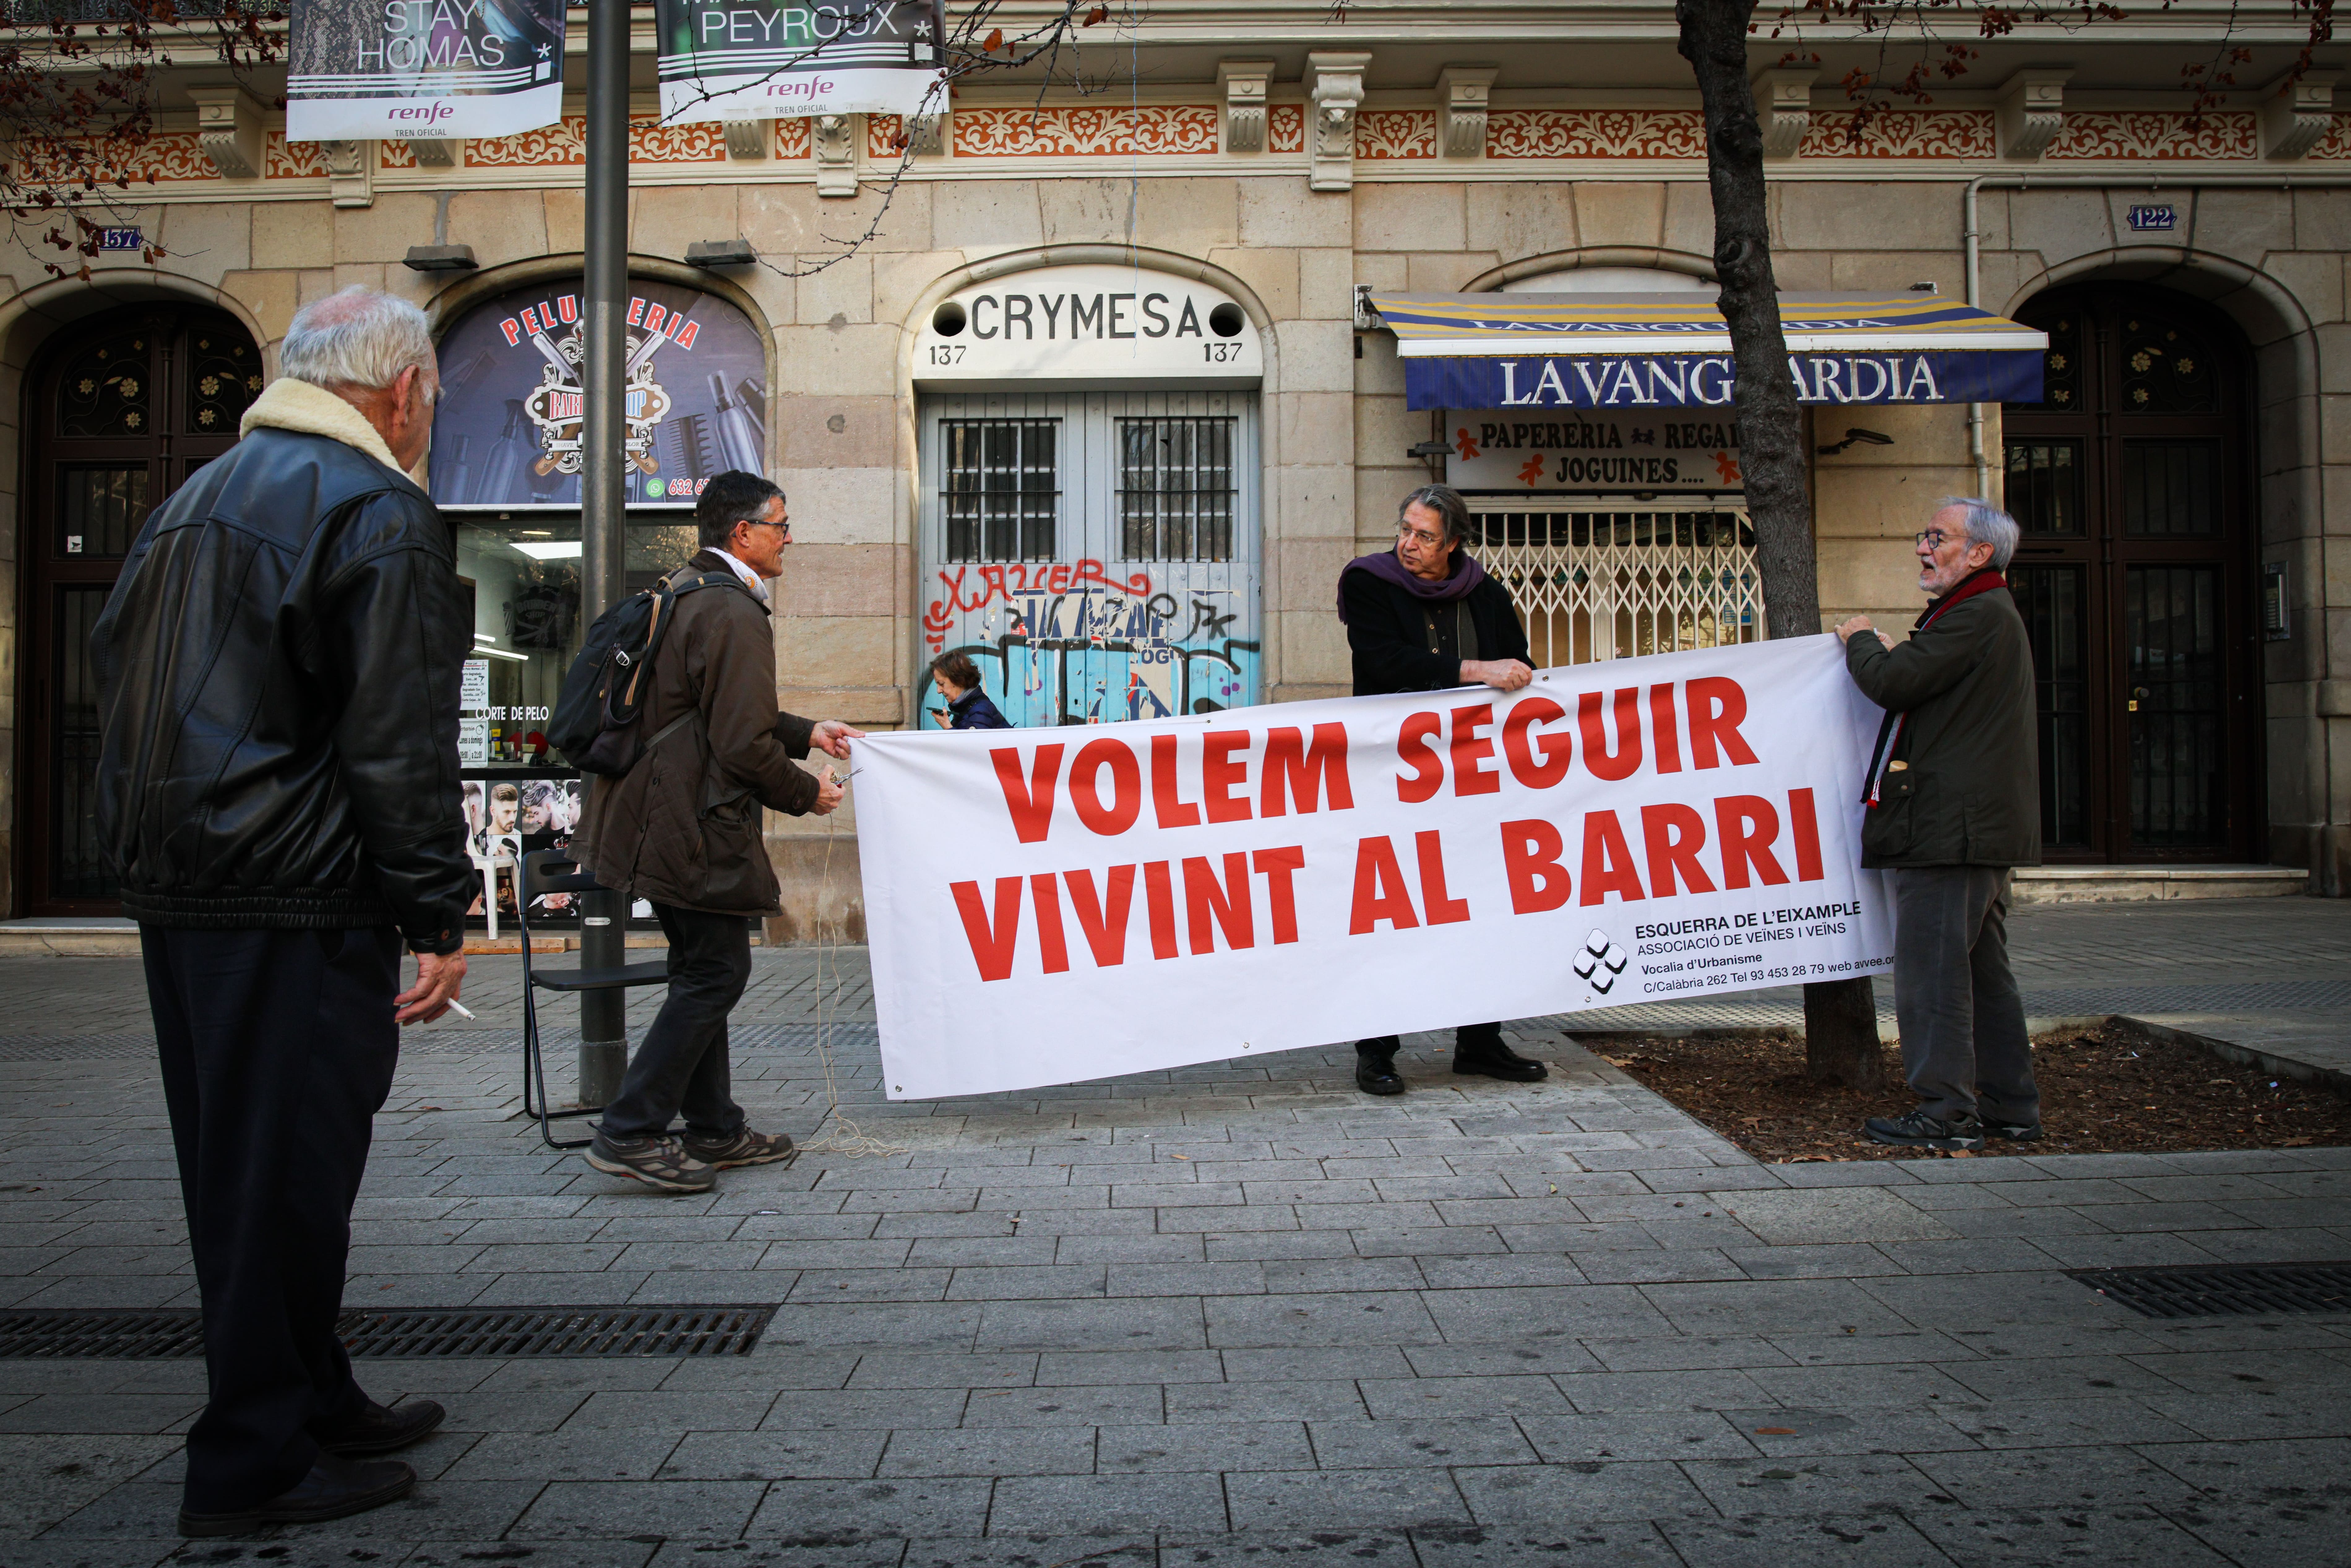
[1798,109,1996,158]
[467,118,584,166]
[464,117,727,168]
[631,120,729,162]
[1485,109,1707,159]
[865,112,945,158]
[1355,109,1438,160]
[2046,110,2255,159]
[18,131,215,184]
[948,105,1220,156]
[775,117,812,157]
[380,140,420,169]
[265,133,329,179]
[1268,103,1305,153]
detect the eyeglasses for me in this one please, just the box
[1397,522,1447,547]
[1913,529,1962,550]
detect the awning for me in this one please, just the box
[1368,291,2046,410]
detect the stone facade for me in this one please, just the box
[8,60,2351,929]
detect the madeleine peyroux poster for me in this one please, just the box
[428,278,770,510]
[654,0,945,123]
[289,0,566,142]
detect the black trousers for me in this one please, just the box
[1358,1023,1504,1058]
[142,925,401,1514]
[596,903,752,1140]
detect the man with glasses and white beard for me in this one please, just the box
[1838,498,2042,1152]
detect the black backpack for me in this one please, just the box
[548,568,727,777]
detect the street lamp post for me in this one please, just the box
[576,0,631,1108]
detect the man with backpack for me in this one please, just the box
[576,472,859,1192]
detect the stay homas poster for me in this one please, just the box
[854,635,1895,1101]
[288,0,565,142]
[653,0,945,123]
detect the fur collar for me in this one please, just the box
[239,377,416,484]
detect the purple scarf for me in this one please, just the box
[1336,548,1488,624]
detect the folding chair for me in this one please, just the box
[516,849,672,1150]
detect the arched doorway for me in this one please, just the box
[2002,284,2261,862]
[15,305,260,914]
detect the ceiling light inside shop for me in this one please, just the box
[511,541,583,560]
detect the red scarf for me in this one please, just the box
[1861,568,2008,806]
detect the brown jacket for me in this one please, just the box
[579,551,821,915]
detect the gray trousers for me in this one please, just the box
[1889,866,2039,1126]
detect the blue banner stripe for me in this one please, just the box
[1404,351,2043,411]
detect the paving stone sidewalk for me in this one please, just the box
[1,898,2347,1567]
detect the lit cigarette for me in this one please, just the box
[446,1000,477,1020]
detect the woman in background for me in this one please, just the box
[930,651,1012,730]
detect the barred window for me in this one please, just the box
[1118,417,1235,562]
[943,419,1058,562]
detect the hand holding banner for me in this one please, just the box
[855,635,1895,1101]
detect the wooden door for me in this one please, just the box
[17,308,259,915]
[2003,286,2260,862]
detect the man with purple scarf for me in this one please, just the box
[1337,484,1551,1096]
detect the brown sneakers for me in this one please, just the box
[681,1127,797,1169]
[585,1132,717,1193]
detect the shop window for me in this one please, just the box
[1117,416,1236,562]
[942,418,1058,562]
[1468,508,1761,666]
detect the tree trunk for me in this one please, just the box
[1676,0,1882,1088]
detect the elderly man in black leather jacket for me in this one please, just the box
[92,287,472,1538]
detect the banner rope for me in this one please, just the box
[788,785,903,1160]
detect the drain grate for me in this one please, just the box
[0,1309,207,1359]
[0,1305,774,1359]
[340,1305,773,1358]
[2073,1261,2351,1319]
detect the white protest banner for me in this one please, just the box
[287,0,566,143]
[853,635,1893,1101]
[654,0,945,123]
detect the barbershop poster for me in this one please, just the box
[429,278,770,510]
[654,0,946,122]
[854,635,1894,1100]
[289,0,565,142]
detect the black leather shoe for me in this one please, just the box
[318,1397,445,1456]
[1453,1040,1549,1082]
[178,1454,416,1537]
[1355,1056,1407,1096]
